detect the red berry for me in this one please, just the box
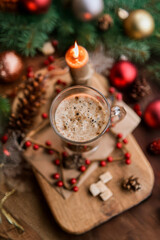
[85,159,91,165]
[116,142,122,149]
[52,40,59,47]
[79,165,86,172]
[137,110,142,117]
[84,145,88,150]
[53,173,60,179]
[3,148,10,156]
[106,128,109,133]
[55,88,61,94]
[100,160,106,167]
[45,140,51,146]
[117,133,123,139]
[48,65,55,71]
[57,180,63,187]
[44,59,50,66]
[70,178,77,185]
[56,79,62,85]
[62,151,68,158]
[133,103,140,111]
[54,159,60,165]
[109,87,115,94]
[33,144,39,150]
[1,134,8,144]
[27,66,33,72]
[107,156,113,162]
[116,92,123,101]
[125,159,131,165]
[42,113,48,119]
[125,152,131,159]
[48,55,55,62]
[62,81,67,86]
[27,71,34,78]
[25,141,32,148]
[48,149,54,155]
[73,186,79,192]
[123,138,128,144]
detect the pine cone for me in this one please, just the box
[98,14,113,31]
[122,176,141,192]
[9,74,46,134]
[63,154,85,169]
[0,0,19,11]
[130,75,151,101]
[148,139,160,155]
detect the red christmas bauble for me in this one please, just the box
[21,0,51,14]
[144,99,160,128]
[109,60,137,88]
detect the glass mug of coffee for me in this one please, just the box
[50,86,126,154]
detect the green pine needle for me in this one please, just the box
[0,96,10,136]
[0,96,10,116]
[0,0,159,67]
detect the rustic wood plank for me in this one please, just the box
[34,134,154,234]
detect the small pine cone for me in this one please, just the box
[148,139,160,155]
[63,154,85,169]
[130,76,151,101]
[9,74,46,134]
[98,14,113,31]
[0,0,19,11]
[122,176,141,192]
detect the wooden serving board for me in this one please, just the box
[34,134,154,234]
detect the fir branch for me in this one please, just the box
[0,0,159,64]
[146,61,160,86]
[0,96,10,117]
[0,96,10,136]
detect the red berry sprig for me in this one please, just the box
[85,159,91,165]
[45,140,51,146]
[42,112,48,119]
[48,149,54,155]
[54,159,60,166]
[53,173,60,179]
[1,134,8,144]
[73,186,79,192]
[57,180,64,187]
[107,156,113,162]
[70,178,77,185]
[33,144,39,150]
[100,160,106,167]
[79,165,86,172]
[108,87,123,101]
[25,141,32,148]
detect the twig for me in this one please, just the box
[0,189,24,232]
[25,119,50,139]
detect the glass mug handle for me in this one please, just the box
[110,105,126,124]
[106,95,126,124]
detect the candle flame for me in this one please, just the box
[73,41,79,58]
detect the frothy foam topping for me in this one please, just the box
[55,93,109,142]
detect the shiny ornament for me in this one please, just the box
[109,60,137,89]
[21,0,51,14]
[124,9,155,39]
[72,0,104,21]
[0,51,23,83]
[144,99,160,128]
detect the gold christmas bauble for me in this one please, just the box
[124,9,155,39]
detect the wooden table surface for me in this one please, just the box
[0,55,160,240]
